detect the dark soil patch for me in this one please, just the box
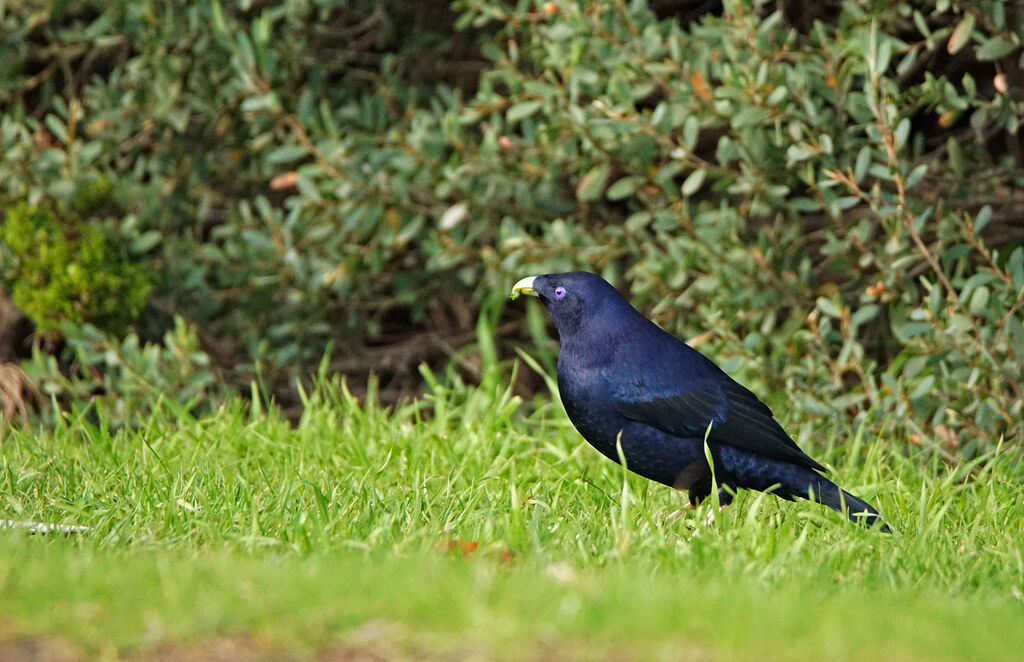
[0,639,81,662]
[0,635,479,662]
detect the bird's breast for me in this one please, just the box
[557,367,623,452]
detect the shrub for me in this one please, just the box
[25,317,220,429]
[1,0,1021,452]
[440,0,1024,453]
[0,199,152,335]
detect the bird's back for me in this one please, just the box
[559,297,823,472]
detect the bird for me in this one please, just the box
[510,271,889,531]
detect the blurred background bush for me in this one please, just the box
[1,0,1021,456]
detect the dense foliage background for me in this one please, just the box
[1,0,1022,456]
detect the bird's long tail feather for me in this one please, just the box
[807,476,890,533]
[714,445,890,532]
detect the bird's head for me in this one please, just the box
[510,271,630,338]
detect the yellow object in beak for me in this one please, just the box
[510,276,538,300]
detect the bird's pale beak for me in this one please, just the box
[510,276,539,300]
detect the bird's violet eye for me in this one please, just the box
[554,286,566,299]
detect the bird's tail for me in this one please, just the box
[806,475,890,533]
[715,446,890,532]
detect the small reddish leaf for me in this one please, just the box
[994,73,1008,95]
[270,171,299,190]
[690,71,712,102]
[937,110,957,128]
[441,539,480,558]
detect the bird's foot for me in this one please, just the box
[665,504,695,523]
[665,503,727,526]
[700,504,729,527]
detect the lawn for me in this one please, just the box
[1,374,1022,660]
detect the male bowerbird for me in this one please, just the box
[510,271,889,531]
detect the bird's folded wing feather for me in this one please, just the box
[611,377,826,472]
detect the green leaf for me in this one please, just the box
[974,205,993,233]
[240,94,279,113]
[913,207,933,232]
[901,355,927,379]
[131,231,162,253]
[912,10,931,38]
[507,100,542,124]
[1007,313,1024,357]
[851,305,876,329]
[731,106,770,129]
[947,14,975,55]
[576,163,610,201]
[851,304,879,328]
[947,137,964,178]
[567,104,586,125]
[791,197,820,212]
[854,147,872,183]
[716,135,740,165]
[820,134,833,155]
[44,114,69,144]
[975,398,1006,431]
[910,375,936,401]
[876,38,893,73]
[606,176,641,200]
[836,196,860,211]
[929,281,944,316]
[894,118,911,150]
[766,85,787,106]
[816,298,842,318]
[267,145,308,164]
[683,115,700,151]
[786,144,816,164]
[976,36,1016,61]
[898,321,935,340]
[625,211,652,231]
[1008,247,1024,289]
[680,169,706,197]
[905,164,928,188]
[236,32,256,66]
[79,140,102,165]
[969,286,989,314]
[943,244,972,261]
[650,103,668,130]
[962,272,997,301]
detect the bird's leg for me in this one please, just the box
[668,484,735,524]
[684,484,735,527]
[687,481,735,507]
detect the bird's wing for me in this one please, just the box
[612,377,826,472]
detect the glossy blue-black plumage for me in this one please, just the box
[516,271,888,530]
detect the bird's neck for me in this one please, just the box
[558,306,644,368]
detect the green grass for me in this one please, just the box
[1,373,1022,660]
